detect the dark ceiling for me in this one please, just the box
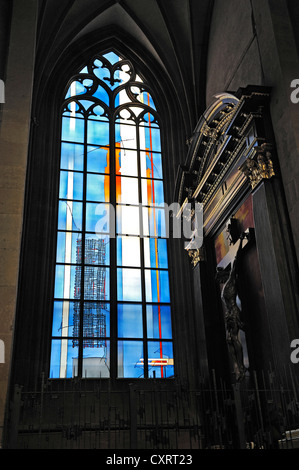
[35,0,214,134]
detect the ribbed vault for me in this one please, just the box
[35,0,214,135]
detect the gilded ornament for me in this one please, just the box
[240,150,275,190]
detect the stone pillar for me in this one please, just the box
[239,143,299,375]
[0,0,12,122]
[252,178,299,375]
[0,0,38,446]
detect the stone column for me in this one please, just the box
[251,175,299,376]
[239,144,299,375]
[0,0,38,446]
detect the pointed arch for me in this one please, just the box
[50,50,174,379]
[10,27,195,390]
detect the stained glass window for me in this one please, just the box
[49,51,174,379]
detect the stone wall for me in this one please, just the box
[0,0,38,445]
[206,0,299,264]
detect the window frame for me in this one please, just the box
[10,34,194,391]
[49,51,175,380]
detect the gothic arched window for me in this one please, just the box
[49,51,174,379]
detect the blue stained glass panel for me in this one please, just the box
[140,151,162,179]
[86,174,109,202]
[117,268,142,302]
[118,304,143,338]
[142,207,167,238]
[87,120,109,146]
[50,339,79,379]
[93,86,109,106]
[49,340,62,378]
[82,341,110,378]
[141,178,165,207]
[146,305,172,340]
[58,201,82,231]
[51,301,79,337]
[62,116,85,143]
[143,238,168,269]
[54,264,81,300]
[117,341,144,378]
[143,112,159,126]
[65,80,90,99]
[102,51,121,65]
[62,102,82,118]
[79,66,88,74]
[87,145,109,174]
[60,143,84,172]
[137,92,156,110]
[144,269,170,303]
[139,125,161,152]
[82,79,94,88]
[86,203,110,234]
[83,302,110,337]
[56,231,82,264]
[64,82,82,100]
[148,341,174,378]
[84,234,110,265]
[79,100,97,111]
[89,105,108,121]
[59,171,83,201]
[115,123,137,149]
[93,59,110,81]
[83,266,110,301]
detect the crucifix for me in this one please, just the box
[216,225,254,383]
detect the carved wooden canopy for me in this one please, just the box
[174,86,276,266]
